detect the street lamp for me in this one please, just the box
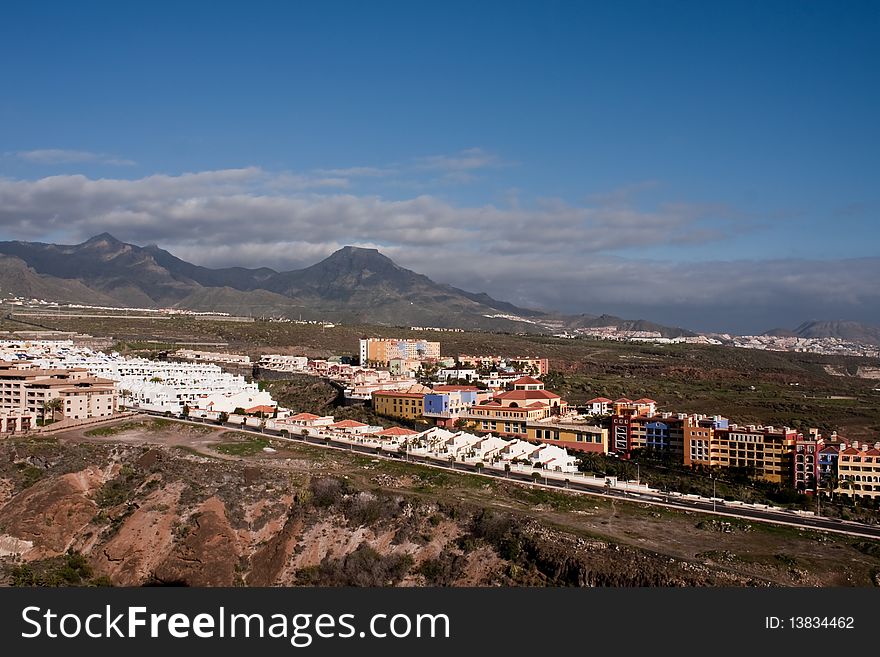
[712,475,716,513]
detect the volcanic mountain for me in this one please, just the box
[0,234,692,335]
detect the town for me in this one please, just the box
[1,334,876,505]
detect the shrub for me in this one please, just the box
[295,543,413,586]
[309,478,345,508]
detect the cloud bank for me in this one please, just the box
[0,167,877,333]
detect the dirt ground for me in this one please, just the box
[45,416,880,587]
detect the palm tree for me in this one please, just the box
[119,389,132,408]
[42,397,64,424]
[824,475,839,502]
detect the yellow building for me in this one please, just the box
[372,384,432,421]
[710,424,797,483]
[527,420,608,454]
[836,441,880,500]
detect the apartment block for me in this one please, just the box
[0,410,36,433]
[527,418,608,453]
[836,441,880,500]
[793,429,822,493]
[372,384,433,421]
[359,338,440,367]
[712,425,798,483]
[610,411,686,459]
[0,362,118,421]
[457,355,549,376]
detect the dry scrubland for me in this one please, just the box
[1,417,879,587]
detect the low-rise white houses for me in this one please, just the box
[31,351,276,415]
[258,355,309,371]
[528,444,579,473]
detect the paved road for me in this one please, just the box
[140,411,880,541]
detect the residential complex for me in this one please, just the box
[464,376,566,438]
[457,355,549,376]
[174,349,252,365]
[372,385,433,421]
[0,361,117,421]
[836,441,880,500]
[359,338,441,367]
[40,354,274,415]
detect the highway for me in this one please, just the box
[138,411,880,541]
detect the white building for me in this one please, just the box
[469,435,510,462]
[175,349,251,365]
[31,351,275,415]
[258,355,309,371]
[528,444,579,473]
[584,397,612,415]
[438,368,478,382]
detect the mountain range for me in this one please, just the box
[0,233,695,335]
[764,320,880,346]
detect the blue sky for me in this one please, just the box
[1,1,878,332]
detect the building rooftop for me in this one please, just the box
[330,419,368,429]
[373,426,419,437]
[289,412,321,421]
[494,389,559,401]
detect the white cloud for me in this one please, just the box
[13,149,136,166]
[0,167,875,332]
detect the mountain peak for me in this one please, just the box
[322,245,396,268]
[81,232,125,247]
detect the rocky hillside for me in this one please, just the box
[2,421,878,587]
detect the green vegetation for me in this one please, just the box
[16,464,45,489]
[295,543,414,586]
[212,437,271,456]
[6,551,112,587]
[84,421,144,437]
[94,465,139,507]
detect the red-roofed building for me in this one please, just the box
[328,419,382,435]
[372,426,419,439]
[330,419,367,429]
[462,377,567,438]
[613,398,656,417]
[277,412,335,428]
[510,375,544,390]
[585,397,613,415]
[245,405,276,416]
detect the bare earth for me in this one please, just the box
[1,416,878,587]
